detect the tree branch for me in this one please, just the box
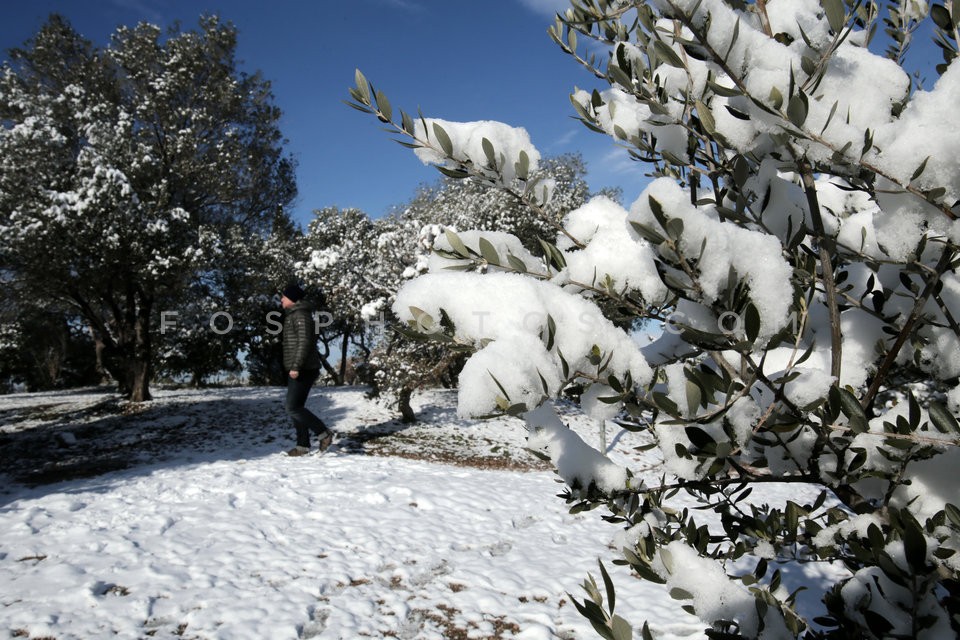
[861,245,957,410]
[796,155,843,380]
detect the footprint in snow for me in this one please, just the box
[301,604,329,638]
[487,541,512,557]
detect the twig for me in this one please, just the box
[796,155,843,380]
[861,246,956,410]
[823,422,960,448]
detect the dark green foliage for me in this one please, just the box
[0,14,296,399]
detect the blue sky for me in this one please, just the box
[0,1,945,228]
[0,0,647,227]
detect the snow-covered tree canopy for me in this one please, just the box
[295,154,607,417]
[351,0,960,637]
[293,206,384,385]
[403,153,616,252]
[0,15,296,400]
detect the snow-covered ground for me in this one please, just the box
[0,386,829,639]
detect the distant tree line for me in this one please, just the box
[0,13,611,418]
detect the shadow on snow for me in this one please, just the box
[0,385,420,508]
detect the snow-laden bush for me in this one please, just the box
[350,1,960,637]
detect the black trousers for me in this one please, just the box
[285,369,327,447]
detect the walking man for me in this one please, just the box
[280,282,333,456]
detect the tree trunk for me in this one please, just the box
[129,302,153,402]
[129,356,152,402]
[337,328,351,386]
[88,325,111,385]
[398,387,417,423]
[318,335,343,385]
[84,295,154,402]
[355,331,371,360]
[319,356,342,386]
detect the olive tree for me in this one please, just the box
[350,1,960,637]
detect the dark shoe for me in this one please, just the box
[287,446,310,457]
[317,430,334,453]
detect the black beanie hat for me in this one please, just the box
[282,283,305,302]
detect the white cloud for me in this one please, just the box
[549,127,579,150]
[599,147,647,176]
[378,0,426,12]
[585,147,652,203]
[517,0,570,17]
[107,0,165,24]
